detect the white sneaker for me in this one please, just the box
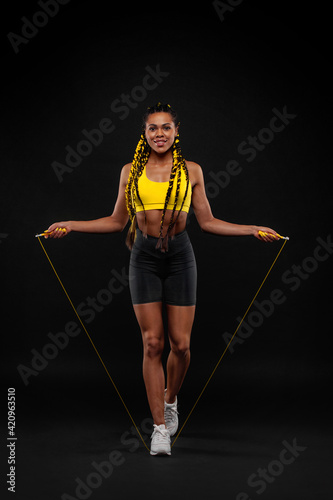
[150,424,171,456]
[164,391,179,437]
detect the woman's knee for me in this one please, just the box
[170,339,190,358]
[143,333,164,358]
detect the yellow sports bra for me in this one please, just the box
[134,165,192,213]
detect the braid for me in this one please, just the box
[168,164,182,231]
[156,133,189,251]
[168,135,189,230]
[125,133,150,249]
[157,149,178,242]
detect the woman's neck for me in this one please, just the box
[147,149,173,167]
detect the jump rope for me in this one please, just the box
[35,228,289,451]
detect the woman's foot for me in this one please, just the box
[164,390,179,437]
[150,424,171,456]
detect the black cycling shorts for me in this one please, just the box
[129,229,197,306]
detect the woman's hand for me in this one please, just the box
[44,221,72,238]
[253,226,279,242]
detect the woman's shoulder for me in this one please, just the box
[122,162,132,173]
[117,163,132,186]
[121,162,132,177]
[185,161,203,185]
[185,160,202,173]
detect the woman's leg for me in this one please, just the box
[165,305,196,404]
[133,301,165,425]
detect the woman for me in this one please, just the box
[46,103,278,456]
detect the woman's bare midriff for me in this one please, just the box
[136,209,187,238]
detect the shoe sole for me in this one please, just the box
[150,449,171,456]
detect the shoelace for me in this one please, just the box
[152,425,170,441]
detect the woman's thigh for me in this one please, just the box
[166,305,196,349]
[133,301,164,344]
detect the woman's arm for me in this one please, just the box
[45,164,131,238]
[190,163,278,242]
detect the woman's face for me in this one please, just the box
[144,112,178,154]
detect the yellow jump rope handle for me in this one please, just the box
[35,228,67,237]
[258,230,289,240]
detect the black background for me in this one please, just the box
[2,1,332,499]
